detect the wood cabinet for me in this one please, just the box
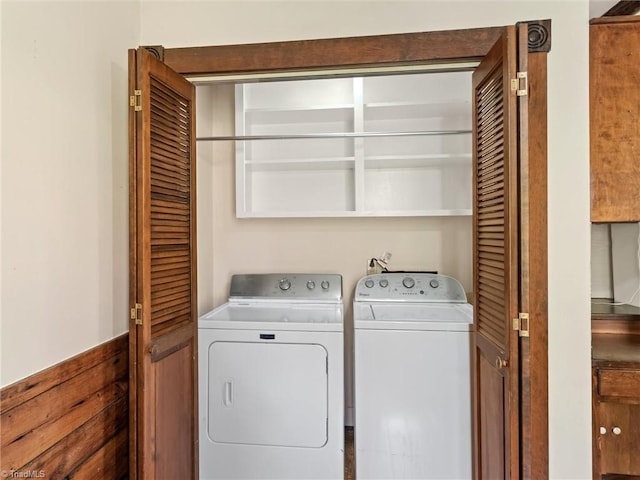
[234,72,472,218]
[592,332,640,479]
[590,16,640,223]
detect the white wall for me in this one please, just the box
[0,0,4,387]
[1,1,140,386]
[142,2,593,478]
[591,224,613,298]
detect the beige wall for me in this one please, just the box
[1,1,140,386]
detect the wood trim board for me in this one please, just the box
[163,27,505,77]
[0,334,129,479]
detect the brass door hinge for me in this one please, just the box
[511,71,528,97]
[512,312,530,337]
[130,303,143,325]
[129,90,142,111]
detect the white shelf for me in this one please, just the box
[245,104,354,114]
[234,72,473,218]
[237,209,472,219]
[365,154,471,169]
[364,101,472,120]
[246,157,355,171]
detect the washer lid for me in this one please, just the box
[199,302,344,332]
[354,302,473,331]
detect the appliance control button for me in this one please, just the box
[364,279,375,288]
[321,280,330,290]
[306,280,316,290]
[379,279,389,288]
[429,279,440,288]
[402,277,415,288]
[279,279,291,291]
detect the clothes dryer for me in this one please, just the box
[199,273,344,480]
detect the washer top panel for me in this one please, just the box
[229,273,342,302]
[354,273,467,303]
[354,302,472,331]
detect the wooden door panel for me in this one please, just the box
[472,26,520,480]
[478,349,505,480]
[154,342,195,478]
[129,47,198,480]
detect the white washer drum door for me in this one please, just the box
[208,342,328,447]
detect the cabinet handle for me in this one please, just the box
[612,426,622,435]
[600,427,607,435]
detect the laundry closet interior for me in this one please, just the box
[194,66,475,424]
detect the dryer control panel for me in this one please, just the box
[355,273,467,303]
[230,273,342,302]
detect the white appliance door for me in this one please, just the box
[208,341,328,448]
[355,329,472,479]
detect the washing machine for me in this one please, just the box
[198,273,344,480]
[353,273,473,480]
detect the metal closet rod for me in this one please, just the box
[196,130,472,142]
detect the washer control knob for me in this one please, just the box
[613,427,622,435]
[402,277,415,289]
[429,279,440,289]
[364,279,375,288]
[279,279,291,291]
[379,279,389,288]
[307,280,316,290]
[599,427,607,435]
[321,280,330,290]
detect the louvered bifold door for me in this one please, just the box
[129,47,198,480]
[472,27,520,480]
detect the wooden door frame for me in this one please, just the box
[153,23,550,478]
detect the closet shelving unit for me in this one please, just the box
[202,71,473,218]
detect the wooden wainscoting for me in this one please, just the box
[0,334,129,479]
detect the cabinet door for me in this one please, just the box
[590,17,640,222]
[597,402,640,476]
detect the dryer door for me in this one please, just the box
[207,341,328,448]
